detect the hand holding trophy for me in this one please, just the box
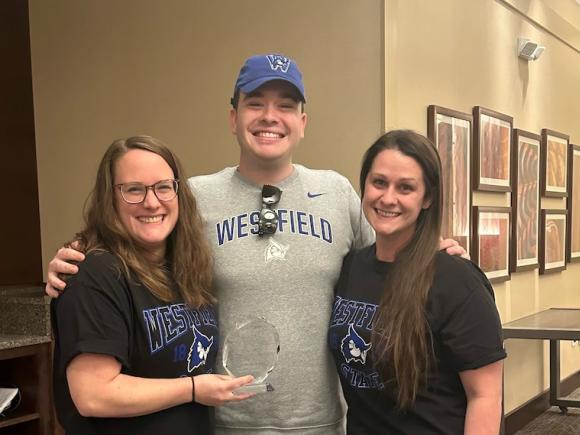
[223,317,280,395]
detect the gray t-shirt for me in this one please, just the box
[189,165,373,434]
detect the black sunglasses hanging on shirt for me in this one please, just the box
[258,185,282,236]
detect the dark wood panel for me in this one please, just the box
[0,0,43,285]
[0,343,53,435]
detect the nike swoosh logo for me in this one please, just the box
[307,192,326,198]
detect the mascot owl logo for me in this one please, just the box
[264,238,289,263]
[340,324,371,364]
[187,326,214,372]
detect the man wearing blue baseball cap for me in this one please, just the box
[187,53,374,433]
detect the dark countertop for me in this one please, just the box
[0,333,51,351]
[0,286,51,350]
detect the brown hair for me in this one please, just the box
[359,130,443,409]
[230,82,305,112]
[74,135,214,308]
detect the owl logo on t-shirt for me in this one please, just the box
[264,238,289,263]
[341,324,371,365]
[187,325,214,372]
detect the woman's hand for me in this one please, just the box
[194,374,255,406]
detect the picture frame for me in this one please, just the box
[427,105,472,254]
[510,129,540,272]
[567,144,580,262]
[472,206,511,283]
[540,209,567,274]
[540,129,569,197]
[473,106,513,192]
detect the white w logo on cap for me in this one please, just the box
[266,55,291,73]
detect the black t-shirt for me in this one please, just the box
[328,245,506,435]
[52,251,218,435]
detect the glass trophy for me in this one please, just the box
[223,317,280,394]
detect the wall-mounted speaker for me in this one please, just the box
[517,37,545,61]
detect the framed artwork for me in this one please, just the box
[510,129,540,272]
[540,209,567,274]
[473,106,513,192]
[427,105,472,254]
[541,129,569,197]
[472,206,511,283]
[567,144,580,262]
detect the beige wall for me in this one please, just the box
[29,0,383,271]
[29,0,580,417]
[384,0,580,412]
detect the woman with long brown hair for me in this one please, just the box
[328,130,505,434]
[52,136,253,434]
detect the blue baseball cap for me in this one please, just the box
[232,54,306,104]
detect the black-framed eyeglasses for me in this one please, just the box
[115,179,179,204]
[258,185,282,236]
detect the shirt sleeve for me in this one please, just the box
[52,252,133,372]
[343,180,375,249]
[434,258,506,372]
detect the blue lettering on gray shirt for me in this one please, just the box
[216,209,333,245]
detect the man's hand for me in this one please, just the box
[439,238,470,260]
[45,242,85,298]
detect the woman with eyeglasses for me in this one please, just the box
[328,130,505,434]
[51,136,253,434]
